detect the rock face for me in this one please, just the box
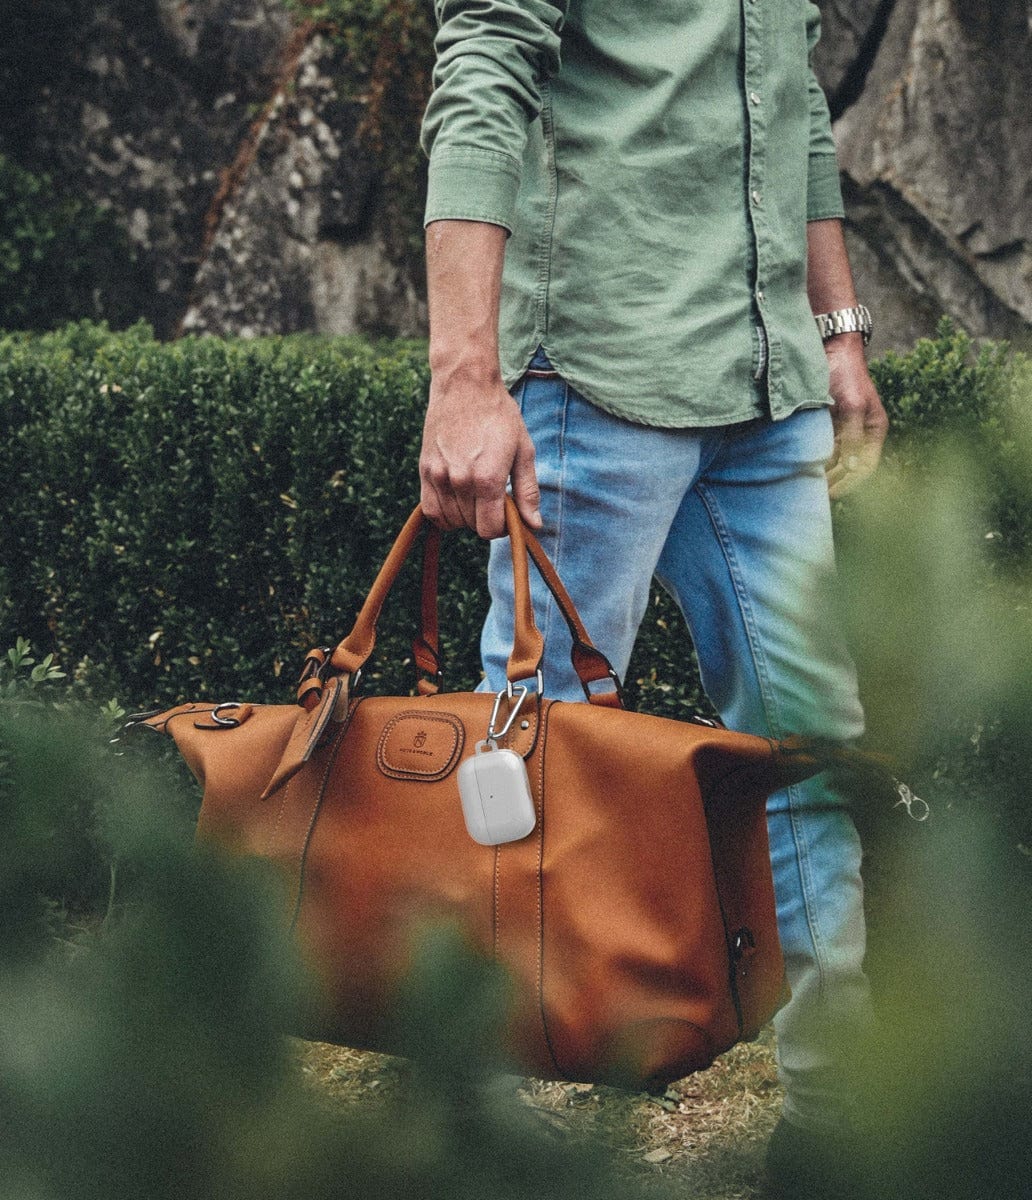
[2,0,422,340]
[180,35,425,339]
[8,0,298,337]
[819,0,1032,350]
[2,0,1028,348]
[813,0,892,109]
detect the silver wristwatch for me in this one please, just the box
[814,304,873,347]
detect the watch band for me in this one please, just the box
[814,304,872,346]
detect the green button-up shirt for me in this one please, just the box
[421,0,844,427]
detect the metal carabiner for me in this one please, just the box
[487,685,530,746]
[893,780,930,822]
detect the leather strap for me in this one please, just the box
[262,676,348,799]
[417,507,624,708]
[523,526,624,707]
[328,504,426,678]
[324,498,544,690]
[412,524,443,695]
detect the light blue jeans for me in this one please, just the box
[481,348,869,1130]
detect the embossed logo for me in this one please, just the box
[377,711,465,781]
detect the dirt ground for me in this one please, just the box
[293,1028,782,1200]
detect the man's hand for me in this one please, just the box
[805,218,889,498]
[420,366,541,539]
[823,333,889,499]
[422,219,542,539]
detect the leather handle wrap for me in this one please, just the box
[329,498,544,686]
[411,524,443,694]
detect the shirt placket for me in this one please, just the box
[741,0,780,409]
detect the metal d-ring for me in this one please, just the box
[506,669,543,700]
[210,701,245,728]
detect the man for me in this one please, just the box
[417,2,887,1195]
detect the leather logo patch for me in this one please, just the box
[377,711,465,781]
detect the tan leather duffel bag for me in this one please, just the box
[131,499,830,1087]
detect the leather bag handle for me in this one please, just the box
[411,525,443,695]
[300,498,622,708]
[416,519,623,708]
[326,497,543,687]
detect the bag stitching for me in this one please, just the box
[534,701,566,1079]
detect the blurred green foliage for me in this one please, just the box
[821,335,1032,1195]
[845,812,1032,1200]
[837,320,1032,844]
[0,154,142,331]
[0,634,164,922]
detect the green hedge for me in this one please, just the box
[0,320,1027,770]
[0,323,441,706]
[0,321,715,715]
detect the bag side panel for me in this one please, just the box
[697,746,790,1037]
[530,703,745,1085]
[170,703,303,854]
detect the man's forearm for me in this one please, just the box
[420,218,541,537]
[806,218,859,320]
[426,219,507,385]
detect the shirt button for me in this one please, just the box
[757,289,766,303]
[751,189,762,205]
[750,91,761,105]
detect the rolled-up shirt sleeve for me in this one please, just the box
[803,1,844,222]
[421,0,567,233]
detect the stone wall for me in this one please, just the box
[2,0,424,339]
[179,33,426,340]
[823,0,1032,352]
[3,0,1028,349]
[4,1,299,338]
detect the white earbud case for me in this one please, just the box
[457,740,537,846]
